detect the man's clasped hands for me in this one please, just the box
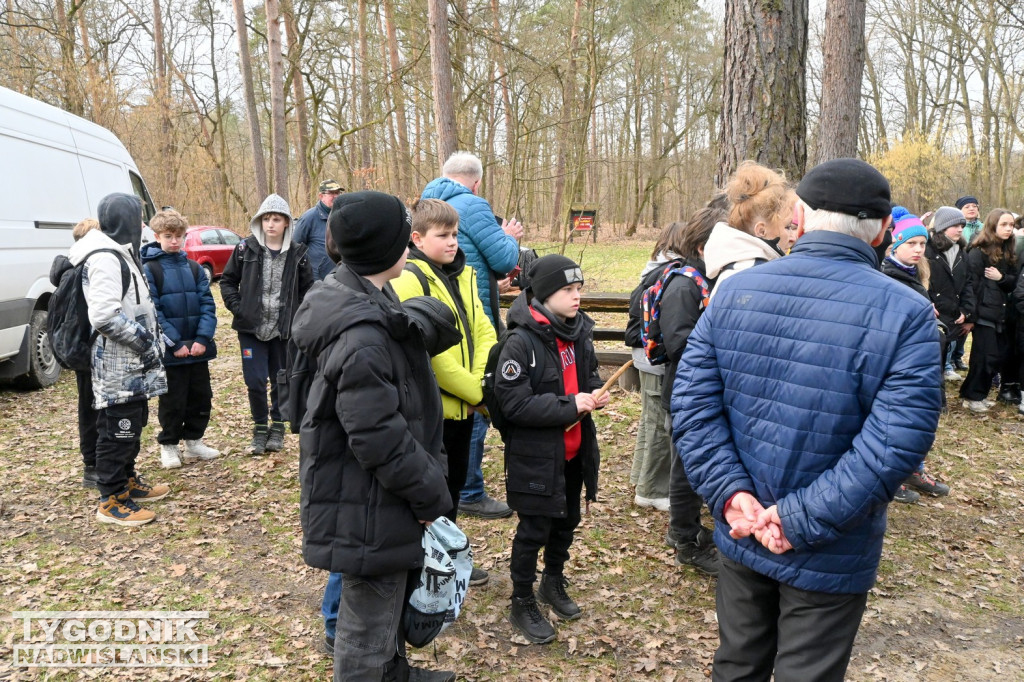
[724,491,793,554]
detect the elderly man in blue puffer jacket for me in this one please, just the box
[671,158,942,682]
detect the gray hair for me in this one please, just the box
[801,202,883,244]
[442,151,483,182]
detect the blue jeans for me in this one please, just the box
[945,341,955,373]
[459,413,490,504]
[322,572,342,640]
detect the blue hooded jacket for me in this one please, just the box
[421,177,519,325]
[141,242,218,366]
[671,230,942,594]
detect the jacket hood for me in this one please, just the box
[291,264,405,360]
[68,228,134,267]
[97,193,143,257]
[249,193,293,251]
[50,254,72,287]
[641,251,682,278]
[703,222,784,279]
[421,176,473,203]
[140,240,186,264]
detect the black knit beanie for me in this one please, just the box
[528,254,584,303]
[329,191,411,275]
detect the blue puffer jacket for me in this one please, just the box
[421,177,519,324]
[141,242,218,366]
[671,231,942,595]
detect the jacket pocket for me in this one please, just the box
[506,438,557,497]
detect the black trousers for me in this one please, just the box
[960,325,1007,400]
[667,416,705,544]
[95,399,149,496]
[1001,318,1019,387]
[510,455,583,596]
[75,370,98,467]
[238,332,286,424]
[713,557,867,682]
[158,362,213,444]
[442,417,474,522]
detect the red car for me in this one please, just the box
[183,226,242,281]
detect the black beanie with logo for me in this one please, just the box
[528,254,584,303]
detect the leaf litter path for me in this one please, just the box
[1,327,1022,680]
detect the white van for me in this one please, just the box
[0,86,156,388]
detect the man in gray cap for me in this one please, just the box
[294,180,345,280]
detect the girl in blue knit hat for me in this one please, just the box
[882,207,951,501]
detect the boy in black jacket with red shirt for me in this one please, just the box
[495,255,607,644]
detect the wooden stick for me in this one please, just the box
[565,359,634,431]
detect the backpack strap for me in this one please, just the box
[85,248,131,299]
[146,258,201,296]
[509,327,547,392]
[404,262,430,297]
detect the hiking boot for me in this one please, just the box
[264,421,286,452]
[954,359,968,371]
[160,443,183,469]
[893,485,920,504]
[537,573,581,620]
[183,439,220,461]
[666,525,713,550]
[635,494,670,511]
[906,470,950,497]
[943,369,963,382]
[249,424,270,455]
[82,465,98,489]
[469,567,490,586]
[998,384,1021,405]
[127,475,170,502]
[459,493,513,519]
[96,491,155,527]
[962,399,990,413]
[321,635,334,657]
[509,594,556,644]
[676,532,720,576]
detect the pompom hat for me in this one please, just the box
[890,206,928,249]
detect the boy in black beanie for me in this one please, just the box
[293,191,455,682]
[494,254,607,644]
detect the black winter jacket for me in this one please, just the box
[294,265,452,576]
[660,257,712,412]
[926,234,974,329]
[220,236,313,338]
[497,293,602,518]
[964,248,1016,330]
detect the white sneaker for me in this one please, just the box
[962,399,990,414]
[183,439,221,461]
[944,370,963,382]
[160,443,183,469]
[635,495,671,512]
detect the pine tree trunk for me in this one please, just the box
[718,0,808,182]
[815,0,865,163]
[383,0,411,196]
[282,0,311,204]
[232,0,268,202]
[427,0,458,169]
[265,0,290,200]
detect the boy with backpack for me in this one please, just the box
[141,209,220,469]
[293,190,454,681]
[220,194,313,455]
[67,193,169,526]
[493,254,607,644]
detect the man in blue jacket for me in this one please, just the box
[422,152,523,527]
[671,158,942,681]
[293,180,344,280]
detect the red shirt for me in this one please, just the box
[530,306,581,461]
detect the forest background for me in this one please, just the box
[1,0,1022,238]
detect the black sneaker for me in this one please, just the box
[675,533,720,576]
[998,384,1021,405]
[321,635,334,657]
[905,470,950,497]
[408,667,456,682]
[249,424,270,455]
[459,493,513,519]
[265,421,286,452]
[537,573,581,620]
[954,360,968,371]
[509,594,556,644]
[83,465,98,489]
[469,567,489,586]
[666,525,713,550]
[893,485,920,504]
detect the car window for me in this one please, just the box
[130,171,157,222]
[218,230,241,246]
[200,230,223,245]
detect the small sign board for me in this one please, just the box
[569,204,598,242]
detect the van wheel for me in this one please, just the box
[202,263,214,282]
[16,310,62,389]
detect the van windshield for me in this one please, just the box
[130,171,156,222]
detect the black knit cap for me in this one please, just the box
[955,195,978,210]
[796,158,891,219]
[528,254,584,303]
[329,191,411,275]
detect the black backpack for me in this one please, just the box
[277,338,310,434]
[48,249,131,372]
[481,327,546,438]
[145,257,201,295]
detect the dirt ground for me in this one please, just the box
[1,293,1023,681]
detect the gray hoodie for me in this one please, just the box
[250,194,293,340]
